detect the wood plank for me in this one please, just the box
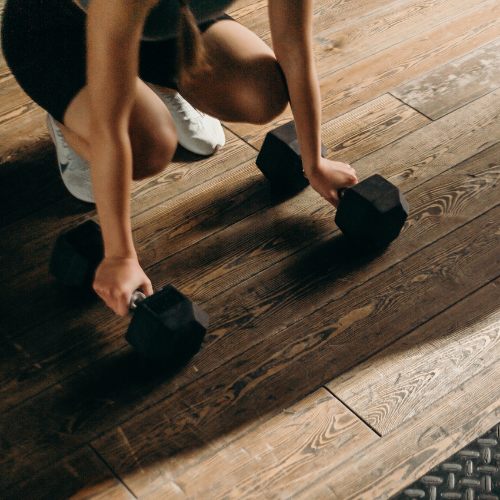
[0,94,424,282]
[0,95,429,412]
[133,94,427,267]
[392,38,500,119]
[228,0,404,46]
[0,130,254,298]
[3,446,134,500]
[327,279,500,435]
[1,0,403,160]
[89,207,500,496]
[0,0,493,496]
[0,102,496,418]
[0,145,82,229]
[348,88,500,189]
[0,127,255,229]
[0,196,494,492]
[0,334,44,413]
[296,360,500,499]
[139,389,378,499]
[124,101,500,379]
[0,79,51,164]
[227,0,500,148]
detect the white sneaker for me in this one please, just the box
[157,91,225,156]
[46,113,95,204]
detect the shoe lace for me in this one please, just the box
[163,93,206,121]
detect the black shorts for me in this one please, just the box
[1,0,231,123]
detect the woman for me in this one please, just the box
[2,0,358,316]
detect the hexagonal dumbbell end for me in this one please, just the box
[335,174,409,248]
[49,220,104,287]
[126,285,209,361]
[256,121,328,194]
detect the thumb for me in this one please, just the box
[141,278,154,297]
[329,192,340,208]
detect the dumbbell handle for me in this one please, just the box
[129,290,147,310]
[338,187,348,199]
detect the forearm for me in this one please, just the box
[270,0,322,175]
[89,128,136,258]
[276,51,322,174]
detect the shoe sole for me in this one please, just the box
[46,114,95,204]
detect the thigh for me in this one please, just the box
[177,19,289,124]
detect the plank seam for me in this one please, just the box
[388,84,500,123]
[321,385,382,437]
[221,124,260,153]
[5,93,439,337]
[325,272,500,430]
[2,0,498,231]
[3,213,499,489]
[293,364,500,499]
[88,443,138,499]
[389,37,500,121]
[80,205,498,439]
[5,198,499,422]
[388,92,433,121]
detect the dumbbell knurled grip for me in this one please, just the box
[129,290,146,310]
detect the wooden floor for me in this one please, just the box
[1,0,499,498]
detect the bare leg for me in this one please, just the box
[59,78,178,179]
[176,19,289,124]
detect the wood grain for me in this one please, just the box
[228,0,398,43]
[0,95,428,412]
[0,0,409,162]
[349,88,500,189]
[88,207,500,496]
[0,101,496,421]
[1,172,497,491]
[139,389,378,499]
[227,0,500,147]
[296,358,500,499]
[327,279,500,435]
[3,446,134,500]
[392,38,500,119]
[0,127,254,230]
[2,0,499,495]
[0,93,424,279]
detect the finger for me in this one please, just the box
[113,296,129,317]
[104,297,120,316]
[108,289,129,316]
[120,291,132,316]
[94,287,110,305]
[347,174,358,186]
[142,279,154,296]
[328,193,339,208]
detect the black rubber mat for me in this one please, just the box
[393,423,500,499]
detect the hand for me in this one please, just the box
[305,158,358,207]
[93,256,153,316]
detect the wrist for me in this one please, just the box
[104,251,137,260]
[303,158,322,177]
[103,239,137,259]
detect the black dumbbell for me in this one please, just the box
[256,121,327,193]
[256,121,409,248]
[49,220,208,361]
[335,174,409,248]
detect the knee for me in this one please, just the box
[132,126,177,180]
[243,58,289,125]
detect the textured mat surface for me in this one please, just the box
[394,423,500,499]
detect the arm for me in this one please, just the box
[269,0,320,172]
[86,0,156,313]
[269,0,357,204]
